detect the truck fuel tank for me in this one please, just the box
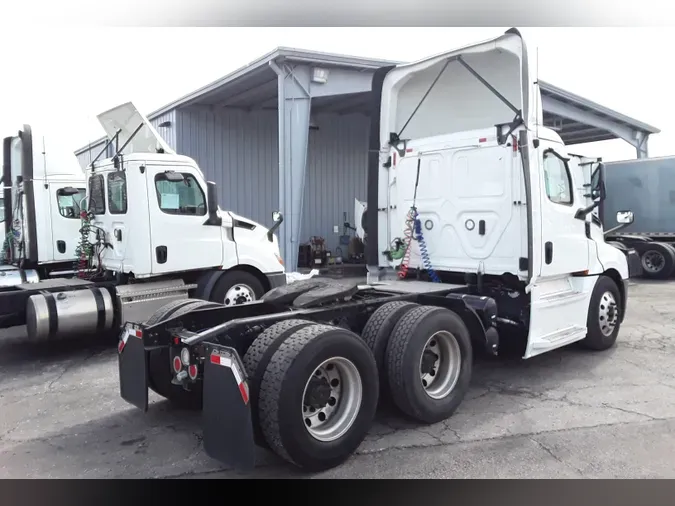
[26,287,115,342]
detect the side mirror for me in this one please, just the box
[604,209,635,236]
[616,210,634,224]
[204,181,222,227]
[268,211,283,242]
[590,162,606,202]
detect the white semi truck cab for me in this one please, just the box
[116,28,642,475]
[86,103,285,285]
[0,103,286,336]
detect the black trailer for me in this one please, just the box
[602,156,675,279]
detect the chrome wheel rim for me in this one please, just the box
[302,357,362,442]
[419,330,462,400]
[598,291,619,337]
[224,284,255,306]
[641,250,665,273]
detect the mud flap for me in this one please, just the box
[118,323,149,411]
[202,342,256,473]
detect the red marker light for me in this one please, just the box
[172,356,182,373]
[479,137,487,143]
[188,364,198,380]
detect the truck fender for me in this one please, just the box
[194,270,225,302]
[195,265,272,302]
[416,293,499,356]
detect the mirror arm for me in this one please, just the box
[604,222,630,236]
[575,201,599,220]
[267,214,284,242]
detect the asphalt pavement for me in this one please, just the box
[1,279,674,478]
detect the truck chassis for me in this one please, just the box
[117,273,619,473]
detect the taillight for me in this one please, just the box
[172,356,182,373]
[188,364,198,380]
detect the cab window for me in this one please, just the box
[154,173,206,216]
[88,174,106,215]
[56,188,87,219]
[107,171,128,215]
[543,151,573,205]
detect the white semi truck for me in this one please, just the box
[115,28,642,474]
[0,103,287,335]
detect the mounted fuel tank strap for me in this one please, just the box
[89,286,107,332]
[40,291,58,339]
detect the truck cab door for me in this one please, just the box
[538,144,590,277]
[146,163,224,275]
[50,185,87,261]
[525,141,592,358]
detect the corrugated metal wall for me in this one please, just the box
[74,105,370,256]
[176,106,369,254]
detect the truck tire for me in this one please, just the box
[635,242,675,279]
[242,319,315,447]
[361,301,419,397]
[385,305,473,424]
[210,270,265,306]
[144,299,201,326]
[258,324,379,471]
[580,276,622,351]
[147,300,223,410]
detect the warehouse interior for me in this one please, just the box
[75,47,661,272]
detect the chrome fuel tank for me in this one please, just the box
[26,287,115,341]
[0,266,40,288]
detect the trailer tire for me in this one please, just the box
[258,324,379,471]
[635,242,675,279]
[147,300,223,410]
[242,319,315,447]
[385,305,472,424]
[361,301,419,398]
[210,270,265,306]
[581,276,622,351]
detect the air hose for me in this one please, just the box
[395,157,441,283]
[413,214,441,283]
[397,206,441,283]
[74,210,93,278]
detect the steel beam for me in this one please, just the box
[541,95,642,151]
[270,61,311,272]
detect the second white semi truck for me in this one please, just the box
[1,103,287,336]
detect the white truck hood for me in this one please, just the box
[96,102,174,156]
[380,28,535,146]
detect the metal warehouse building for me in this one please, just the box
[75,47,660,272]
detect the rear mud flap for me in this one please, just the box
[202,343,256,473]
[118,324,149,411]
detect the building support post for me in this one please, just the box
[635,131,649,159]
[270,60,311,272]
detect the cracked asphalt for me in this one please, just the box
[1,279,675,478]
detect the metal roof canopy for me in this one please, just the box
[75,46,660,157]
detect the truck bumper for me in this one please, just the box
[117,324,256,472]
[625,248,643,278]
[266,272,287,290]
